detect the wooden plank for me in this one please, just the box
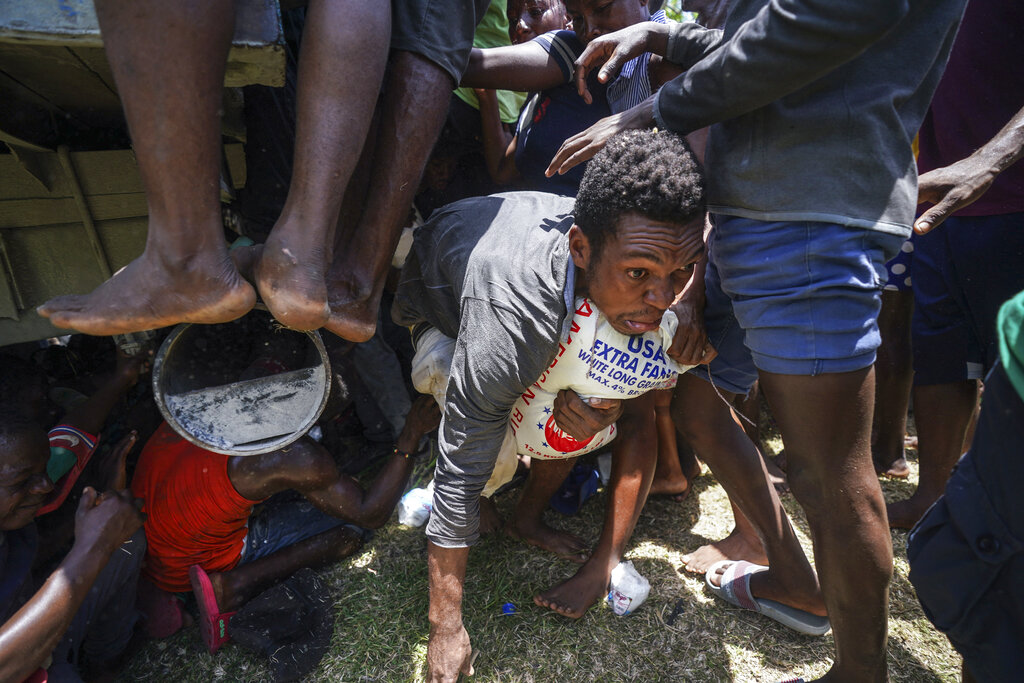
[0,139,248,342]
[0,194,148,229]
[65,45,116,93]
[0,43,123,124]
[0,232,20,320]
[0,144,246,203]
[0,314,62,346]
[0,217,148,307]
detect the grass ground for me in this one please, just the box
[123,428,959,682]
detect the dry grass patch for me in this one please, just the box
[123,429,959,682]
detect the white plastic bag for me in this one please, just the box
[397,480,435,527]
[607,561,651,616]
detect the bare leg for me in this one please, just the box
[648,389,691,500]
[888,380,978,529]
[206,524,363,612]
[255,0,389,330]
[534,416,657,618]
[478,495,502,535]
[38,0,256,335]
[676,435,702,480]
[673,374,822,614]
[324,51,453,341]
[506,457,590,563]
[872,290,914,477]
[759,368,892,682]
[735,381,788,492]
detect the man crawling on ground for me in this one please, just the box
[391,129,710,681]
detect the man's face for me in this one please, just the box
[571,213,704,335]
[509,0,569,44]
[0,430,53,531]
[563,0,649,44]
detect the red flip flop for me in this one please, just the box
[189,565,236,653]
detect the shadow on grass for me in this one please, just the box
[122,466,958,682]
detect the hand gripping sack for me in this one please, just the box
[509,297,692,460]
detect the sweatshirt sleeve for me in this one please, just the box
[653,0,911,134]
[425,298,557,548]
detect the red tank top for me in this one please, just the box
[131,422,263,592]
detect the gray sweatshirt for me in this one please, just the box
[652,0,967,235]
[393,192,577,548]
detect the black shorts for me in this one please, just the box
[391,0,491,84]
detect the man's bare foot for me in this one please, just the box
[506,516,589,563]
[887,494,933,529]
[255,231,331,331]
[681,527,768,574]
[479,496,502,535]
[324,269,380,342]
[648,474,691,502]
[38,250,255,335]
[706,561,827,617]
[534,561,609,618]
[874,455,910,478]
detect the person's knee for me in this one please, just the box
[785,461,835,518]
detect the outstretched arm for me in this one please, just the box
[0,488,143,682]
[915,104,1024,234]
[232,395,440,529]
[652,0,911,135]
[461,41,566,92]
[475,88,521,185]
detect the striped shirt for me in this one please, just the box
[607,10,669,113]
[535,11,673,115]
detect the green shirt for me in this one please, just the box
[453,0,526,124]
[998,289,1024,400]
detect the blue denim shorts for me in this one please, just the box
[689,216,904,394]
[241,495,347,563]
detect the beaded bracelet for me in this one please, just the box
[393,446,415,459]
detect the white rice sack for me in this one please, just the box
[509,297,692,460]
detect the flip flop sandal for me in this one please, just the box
[705,560,831,636]
[189,564,237,653]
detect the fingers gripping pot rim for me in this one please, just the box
[509,297,691,460]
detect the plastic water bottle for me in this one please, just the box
[397,481,434,527]
[607,561,650,616]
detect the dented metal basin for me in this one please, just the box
[152,311,331,456]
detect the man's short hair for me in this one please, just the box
[574,129,705,259]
